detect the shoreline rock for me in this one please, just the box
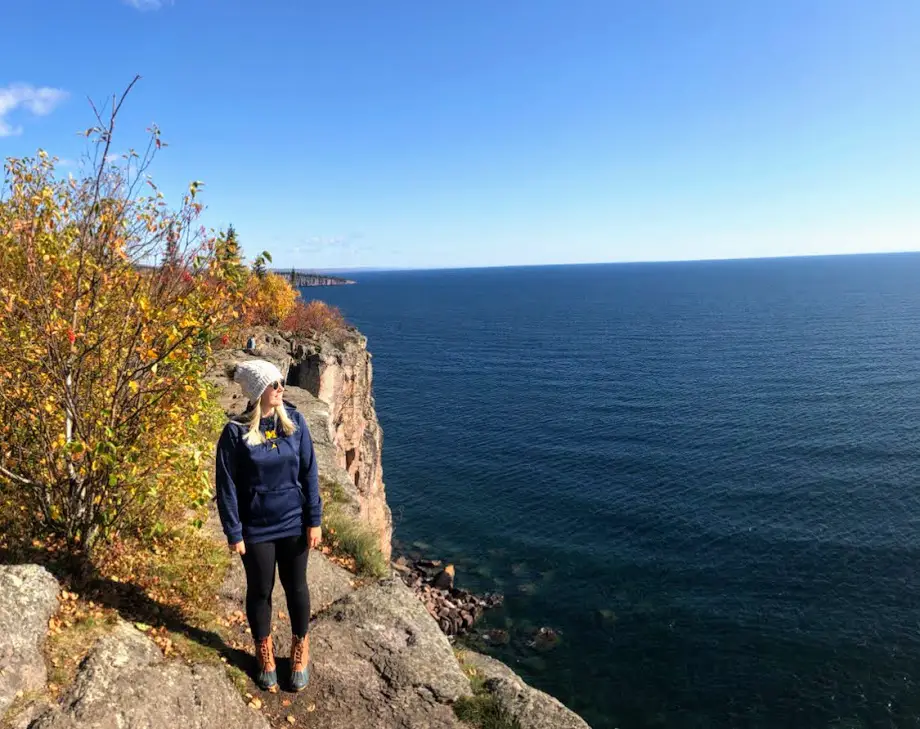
[396,555,504,638]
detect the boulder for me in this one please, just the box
[0,565,60,716]
[431,565,455,590]
[305,577,472,728]
[31,621,268,729]
[463,651,592,729]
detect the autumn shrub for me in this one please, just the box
[244,272,299,327]
[283,299,347,337]
[0,93,246,557]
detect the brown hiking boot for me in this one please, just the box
[255,635,278,692]
[290,634,310,691]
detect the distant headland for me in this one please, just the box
[275,269,356,287]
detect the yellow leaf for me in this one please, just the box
[128,381,139,394]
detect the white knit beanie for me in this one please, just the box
[234,360,284,404]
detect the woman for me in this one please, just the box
[216,359,322,692]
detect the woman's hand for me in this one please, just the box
[308,526,322,549]
[229,540,246,555]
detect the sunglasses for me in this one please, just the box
[269,381,283,391]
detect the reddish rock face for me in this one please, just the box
[287,329,392,563]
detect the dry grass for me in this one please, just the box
[43,592,120,694]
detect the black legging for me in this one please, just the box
[241,534,311,639]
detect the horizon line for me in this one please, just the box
[311,248,920,275]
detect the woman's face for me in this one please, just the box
[260,379,285,412]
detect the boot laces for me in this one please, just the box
[292,636,307,669]
[258,637,274,668]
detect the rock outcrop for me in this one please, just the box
[0,565,59,717]
[287,330,392,562]
[31,621,268,729]
[204,326,593,728]
[248,578,473,729]
[463,651,592,729]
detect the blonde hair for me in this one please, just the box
[243,398,298,446]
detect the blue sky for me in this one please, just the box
[2,1,919,270]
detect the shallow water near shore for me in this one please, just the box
[308,254,920,729]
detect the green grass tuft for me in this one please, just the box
[323,503,389,579]
[319,475,352,505]
[452,649,522,729]
[453,694,521,729]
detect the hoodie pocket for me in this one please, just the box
[248,486,303,527]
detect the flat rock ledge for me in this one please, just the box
[304,577,473,729]
[463,650,592,729]
[0,565,60,717]
[30,621,268,729]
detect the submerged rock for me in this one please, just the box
[530,626,562,652]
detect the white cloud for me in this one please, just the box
[0,84,68,137]
[122,0,167,10]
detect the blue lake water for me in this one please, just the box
[306,254,920,729]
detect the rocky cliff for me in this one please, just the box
[288,330,392,562]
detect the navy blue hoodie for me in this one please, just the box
[215,402,322,545]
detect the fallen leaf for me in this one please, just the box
[248,697,262,710]
[307,703,316,712]
[282,699,291,707]
[287,716,296,725]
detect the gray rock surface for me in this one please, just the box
[5,698,53,729]
[463,650,592,729]
[304,577,472,729]
[0,565,59,716]
[31,621,268,729]
[308,550,357,612]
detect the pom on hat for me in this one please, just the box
[234,360,284,403]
